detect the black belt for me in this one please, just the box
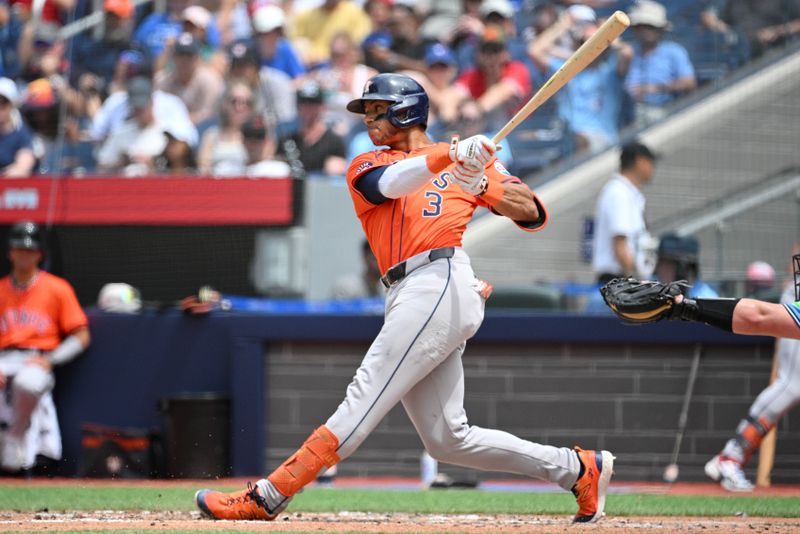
[381,247,456,288]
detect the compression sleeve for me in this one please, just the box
[376,155,438,199]
[48,335,86,366]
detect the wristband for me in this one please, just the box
[425,142,453,174]
[477,178,503,205]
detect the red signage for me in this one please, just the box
[0,176,294,225]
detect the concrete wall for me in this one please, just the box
[265,340,800,483]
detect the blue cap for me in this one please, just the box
[425,43,456,67]
[362,32,392,50]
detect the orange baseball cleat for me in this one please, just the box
[571,447,615,523]
[195,481,281,520]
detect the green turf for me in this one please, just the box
[0,485,798,518]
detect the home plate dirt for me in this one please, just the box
[1,511,799,533]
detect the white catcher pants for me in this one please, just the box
[325,248,580,490]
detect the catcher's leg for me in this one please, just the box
[706,336,800,492]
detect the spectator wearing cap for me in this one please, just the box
[133,0,221,58]
[197,81,252,176]
[97,76,165,174]
[420,42,461,127]
[277,81,346,176]
[21,78,59,171]
[551,5,599,60]
[592,141,659,283]
[89,71,197,150]
[13,0,71,77]
[155,32,225,127]
[70,0,134,99]
[242,114,291,178]
[310,32,377,137]
[453,24,532,132]
[16,13,67,82]
[745,261,782,303]
[655,234,718,298]
[289,0,372,68]
[226,39,297,134]
[529,9,633,153]
[454,0,528,71]
[366,2,433,74]
[625,0,696,125]
[97,76,195,175]
[251,4,305,80]
[180,6,226,73]
[0,77,34,177]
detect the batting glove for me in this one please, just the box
[452,161,489,196]
[449,135,496,168]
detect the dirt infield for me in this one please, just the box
[1,510,800,533]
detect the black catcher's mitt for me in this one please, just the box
[600,277,689,324]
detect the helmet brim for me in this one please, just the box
[9,237,40,250]
[346,95,397,114]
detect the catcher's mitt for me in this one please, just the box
[600,277,689,324]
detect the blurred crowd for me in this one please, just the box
[0,0,798,178]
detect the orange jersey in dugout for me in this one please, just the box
[347,142,548,274]
[0,271,88,351]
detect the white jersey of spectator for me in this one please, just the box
[90,90,198,147]
[246,159,291,178]
[592,173,655,279]
[96,120,169,171]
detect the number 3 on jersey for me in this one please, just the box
[422,172,450,218]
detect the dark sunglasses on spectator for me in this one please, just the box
[230,97,253,106]
[0,97,11,107]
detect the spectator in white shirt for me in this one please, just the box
[591,141,658,283]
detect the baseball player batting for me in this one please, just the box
[195,73,615,524]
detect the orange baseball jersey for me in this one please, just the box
[0,271,88,351]
[347,143,548,274]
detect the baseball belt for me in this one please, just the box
[381,247,456,288]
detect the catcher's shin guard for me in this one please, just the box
[734,416,773,465]
[268,425,340,497]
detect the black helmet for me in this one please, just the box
[347,73,429,129]
[8,221,43,251]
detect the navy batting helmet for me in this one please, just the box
[8,221,43,251]
[347,73,429,129]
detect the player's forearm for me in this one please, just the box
[48,327,90,366]
[665,76,696,94]
[490,182,539,221]
[612,237,634,274]
[477,81,518,115]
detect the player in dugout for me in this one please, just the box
[0,221,90,473]
[195,73,615,524]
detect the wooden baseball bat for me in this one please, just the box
[492,10,630,144]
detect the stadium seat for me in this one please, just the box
[484,284,562,310]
